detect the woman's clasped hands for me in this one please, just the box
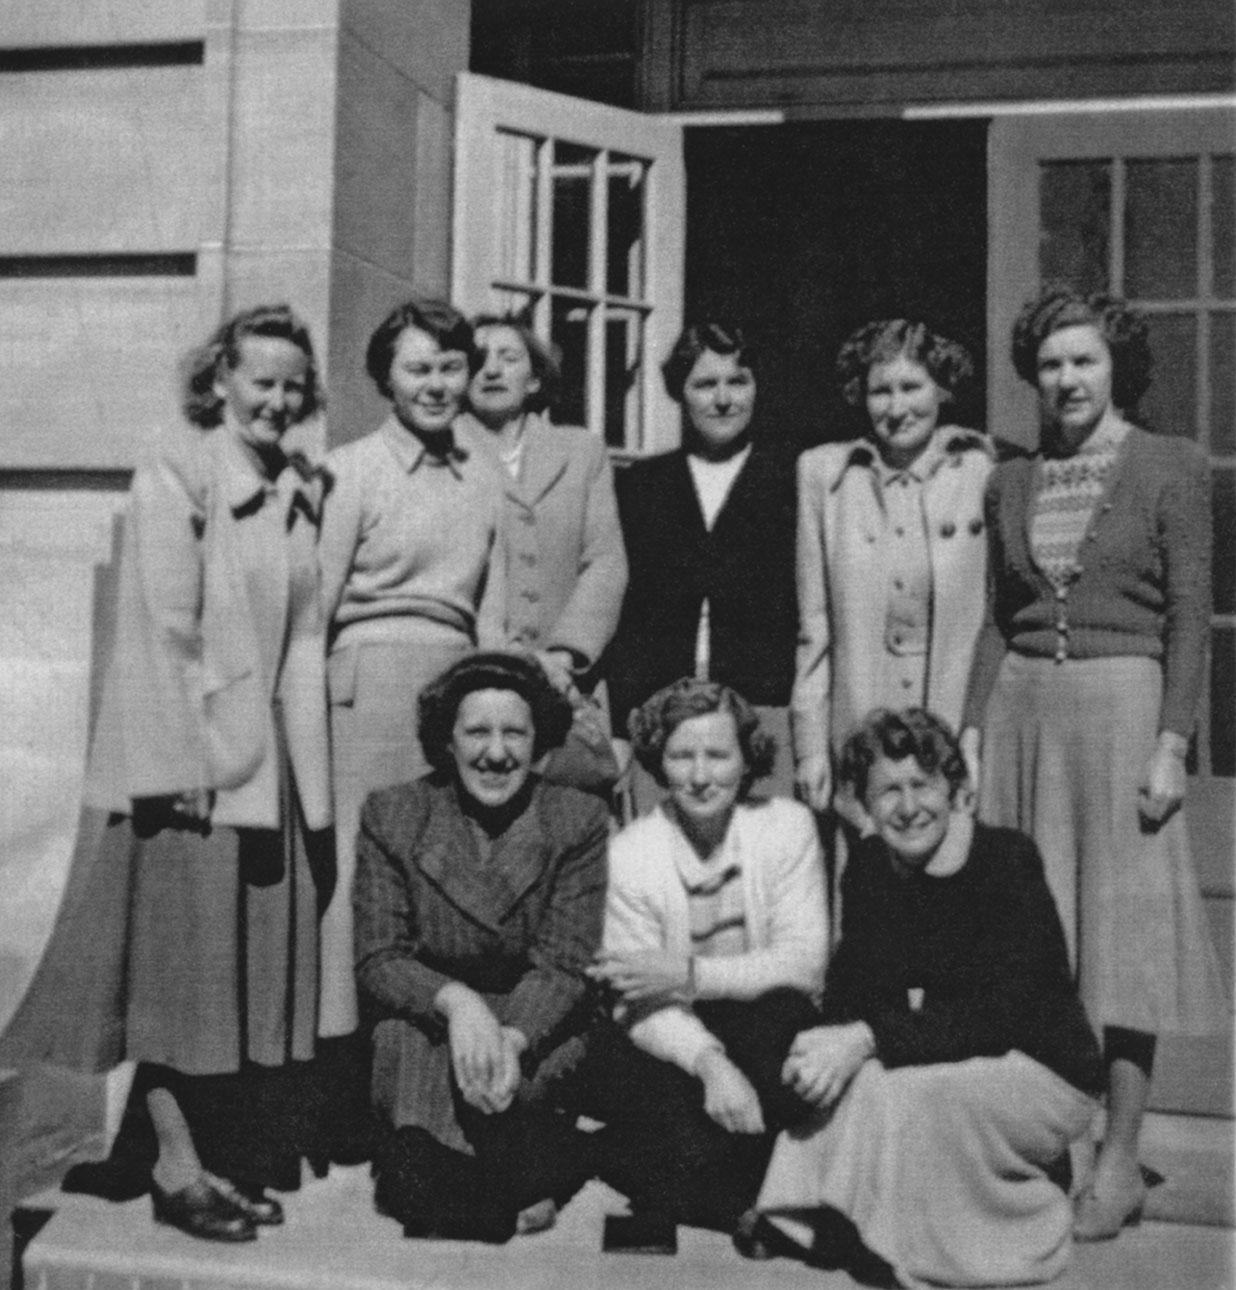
[435,982,527,1114]
[781,1022,875,1110]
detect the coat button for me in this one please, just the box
[940,521,956,538]
[969,518,983,535]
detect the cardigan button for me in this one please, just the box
[969,517,983,535]
[940,521,956,538]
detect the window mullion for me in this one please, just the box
[586,148,609,438]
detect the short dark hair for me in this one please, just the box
[628,676,775,790]
[181,303,324,429]
[1010,284,1152,411]
[365,298,480,399]
[835,319,973,410]
[471,312,562,413]
[838,708,968,806]
[661,322,758,404]
[417,651,574,773]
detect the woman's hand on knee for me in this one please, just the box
[436,982,507,1111]
[696,1049,765,1135]
[781,1023,874,1109]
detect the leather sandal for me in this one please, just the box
[151,1177,257,1242]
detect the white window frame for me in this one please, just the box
[452,72,685,456]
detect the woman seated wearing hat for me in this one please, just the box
[757,709,1102,1288]
[585,678,827,1238]
[353,652,608,1241]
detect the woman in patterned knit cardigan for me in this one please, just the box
[962,285,1228,1242]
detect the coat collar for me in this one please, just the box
[829,424,991,493]
[210,422,329,527]
[410,777,554,933]
[459,410,572,508]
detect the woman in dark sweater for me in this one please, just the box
[757,709,1102,1288]
[961,286,1228,1240]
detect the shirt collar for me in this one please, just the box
[379,414,470,478]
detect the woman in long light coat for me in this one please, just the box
[35,305,333,1242]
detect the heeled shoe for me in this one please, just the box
[1072,1182,1147,1241]
[151,1178,257,1242]
[208,1176,285,1226]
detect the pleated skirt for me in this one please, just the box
[980,653,1229,1036]
[758,1054,1095,1289]
[318,619,473,1037]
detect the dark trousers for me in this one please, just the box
[375,1099,591,1242]
[580,987,818,1230]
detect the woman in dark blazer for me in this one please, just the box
[608,322,799,806]
[354,651,608,1242]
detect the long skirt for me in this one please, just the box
[980,653,1228,1036]
[758,1053,1096,1288]
[318,619,472,1037]
[9,723,329,1189]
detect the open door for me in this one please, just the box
[453,72,684,457]
[989,107,1235,1116]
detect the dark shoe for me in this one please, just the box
[151,1178,257,1242]
[208,1176,285,1226]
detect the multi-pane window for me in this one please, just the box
[453,74,683,455]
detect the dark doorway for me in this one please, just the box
[684,119,989,452]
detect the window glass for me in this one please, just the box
[551,142,594,290]
[1212,155,1235,298]
[607,154,646,299]
[1126,158,1198,300]
[1039,161,1110,293]
[1138,313,1196,438]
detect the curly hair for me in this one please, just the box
[1010,284,1152,411]
[417,651,574,774]
[837,708,968,806]
[835,319,974,410]
[660,322,759,404]
[364,298,480,400]
[470,312,561,414]
[628,676,776,791]
[180,303,324,429]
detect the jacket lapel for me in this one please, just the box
[515,415,571,507]
[411,782,550,933]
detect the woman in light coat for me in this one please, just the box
[50,305,333,1241]
[460,312,627,692]
[793,319,993,822]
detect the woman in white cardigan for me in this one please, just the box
[585,678,828,1241]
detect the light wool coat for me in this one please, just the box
[87,422,332,830]
[460,411,628,670]
[792,427,993,767]
[603,797,828,1075]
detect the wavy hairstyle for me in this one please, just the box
[1010,284,1152,411]
[417,650,574,774]
[660,321,759,404]
[364,297,480,400]
[835,319,974,410]
[837,707,968,806]
[629,676,775,791]
[181,303,324,430]
[471,312,561,413]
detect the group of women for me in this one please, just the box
[30,280,1226,1287]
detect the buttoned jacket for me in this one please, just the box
[460,412,628,670]
[792,426,993,766]
[87,423,332,830]
[354,775,608,1058]
[603,797,828,1075]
